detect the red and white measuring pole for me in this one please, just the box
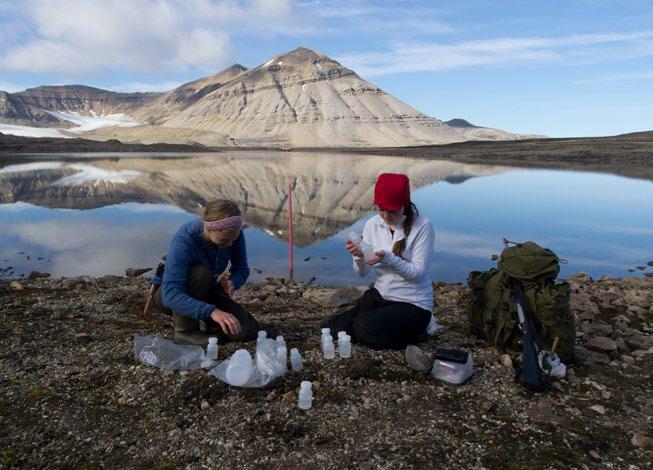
[287,183,294,281]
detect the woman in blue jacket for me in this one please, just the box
[153,199,259,345]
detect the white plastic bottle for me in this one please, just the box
[347,231,374,260]
[320,328,331,350]
[338,334,352,359]
[225,349,253,386]
[322,337,335,359]
[276,345,288,372]
[348,231,362,244]
[298,381,313,410]
[257,330,267,347]
[290,348,304,371]
[207,337,218,360]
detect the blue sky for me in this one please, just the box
[0,0,652,137]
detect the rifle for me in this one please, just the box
[511,279,549,391]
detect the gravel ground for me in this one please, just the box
[1,273,652,468]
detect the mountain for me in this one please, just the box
[1,86,159,128]
[0,153,507,245]
[445,118,478,128]
[0,47,535,147]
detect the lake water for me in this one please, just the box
[1,151,652,284]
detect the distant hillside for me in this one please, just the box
[445,119,478,128]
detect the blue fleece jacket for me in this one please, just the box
[161,219,250,320]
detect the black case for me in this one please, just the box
[435,348,469,364]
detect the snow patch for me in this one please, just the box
[0,201,37,212]
[315,62,323,73]
[0,162,64,174]
[43,110,140,133]
[50,164,142,186]
[263,59,274,67]
[0,124,70,139]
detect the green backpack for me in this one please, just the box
[467,241,576,362]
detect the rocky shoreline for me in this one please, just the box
[1,273,651,468]
[2,131,653,183]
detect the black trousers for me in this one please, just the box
[153,264,259,342]
[324,287,431,350]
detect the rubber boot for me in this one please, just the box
[199,320,219,334]
[173,312,212,346]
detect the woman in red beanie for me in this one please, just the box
[325,173,436,349]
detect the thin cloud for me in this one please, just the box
[337,31,653,77]
[576,70,653,83]
[298,0,453,35]
[0,81,27,92]
[109,81,183,93]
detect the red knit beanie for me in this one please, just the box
[374,173,410,211]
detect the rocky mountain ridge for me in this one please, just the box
[0,48,534,147]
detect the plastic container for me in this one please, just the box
[276,345,288,372]
[257,330,267,345]
[430,349,473,385]
[290,348,303,371]
[225,349,253,386]
[347,231,374,260]
[298,381,313,410]
[322,338,335,359]
[338,334,351,359]
[206,337,218,361]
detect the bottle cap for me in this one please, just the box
[276,335,284,342]
[209,337,218,344]
[257,330,267,338]
[321,328,330,334]
[338,331,346,338]
[300,380,312,389]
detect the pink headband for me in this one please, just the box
[204,215,244,231]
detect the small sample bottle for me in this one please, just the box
[322,337,335,359]
[321,328,335,359]
[257,330,267,347]
[347,231,374,260]
[276,345,288,372]
[207,337,218,360]
[338,334,352,359]
[290,348,303,371]
[298,381,313,410]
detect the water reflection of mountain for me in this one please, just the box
[0,152,507,245]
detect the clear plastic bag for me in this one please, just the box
[210,338,287,387]
[133,334,209,371]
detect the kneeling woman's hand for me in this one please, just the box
[365,250,385,266]
[345,240,364,258]
[210,309,241,335]
[218,275,235,297]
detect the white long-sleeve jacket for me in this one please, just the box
[353,214,435,312]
